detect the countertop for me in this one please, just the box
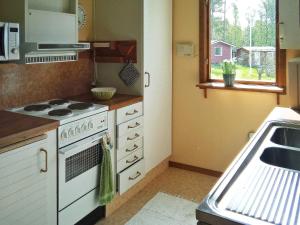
[196,107,300,225]
[69,93,143,111]
[0,111,59,149]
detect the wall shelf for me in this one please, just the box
[197,82,285,105]
[93,41,137,63]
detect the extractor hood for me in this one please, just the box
[23,42,90,64]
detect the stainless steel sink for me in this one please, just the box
[271,127,300,148]
[197,120,300,225]
[260,147,300,171]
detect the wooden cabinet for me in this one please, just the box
[143,0,172,172]
[0,130,57,225]
[279,0,300,49]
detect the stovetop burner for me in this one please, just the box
[68,103,95,111]
[48,109,73,117]
[49,99,69,106]
[24,104,52,112]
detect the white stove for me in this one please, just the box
[9,99,109,148]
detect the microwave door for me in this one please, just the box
[0,23,8,61]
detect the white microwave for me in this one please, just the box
[0,22,20,61]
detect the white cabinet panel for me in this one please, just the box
[143,0,172,172]
[117,116,143,137]
[116,102,143,125]
[279,0,300,49]
[118,159,145,195]
[117,148,143,173]
[0,130,57,225]
[117,138,143,161]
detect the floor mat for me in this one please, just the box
[125,192,198,225]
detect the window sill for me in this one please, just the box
[196,82,285,104]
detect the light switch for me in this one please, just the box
[176,42,195,57]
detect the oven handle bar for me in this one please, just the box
[59,131,107,156]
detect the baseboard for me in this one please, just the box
[169,161,222,177]
[105,157,170,217]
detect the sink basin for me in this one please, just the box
[271,127,300,148]
[260,147,300,171]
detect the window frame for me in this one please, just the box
[199,0,286,89]
[214,47,223,56]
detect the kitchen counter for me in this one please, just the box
[0,111,59,149]
[197,107,300,225]
[69,93,143,110]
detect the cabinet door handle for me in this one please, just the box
[40,149,48,173]
[127,133,140,141]
[128,122,140,129]
[129,171,142,180]
[126,155,139,164]
[126,110,138,116]
[126,144,139,153]
[145,72,151,87]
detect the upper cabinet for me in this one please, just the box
[279,0,300,49]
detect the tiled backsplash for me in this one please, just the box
[0,56,93,110]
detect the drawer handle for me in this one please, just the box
[40,149,48,173]
[127,133,140,141]
[129,171,142,180]
[126,110,138,116]
[126,144,139,152]
[126,155,139,164]
[128,122,140,129]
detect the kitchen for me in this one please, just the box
[1,0,300,225]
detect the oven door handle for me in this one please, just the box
[59,131,107,156]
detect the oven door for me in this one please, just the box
[58,131,106,211]
[0,22,8,61]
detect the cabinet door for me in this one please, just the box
[0,131,57,225]
[143,0,172,172]
[279,0,300,49]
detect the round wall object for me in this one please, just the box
[78,4,87,30]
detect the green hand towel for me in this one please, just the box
[99,135,115,206]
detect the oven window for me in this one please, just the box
[0,27,4,56]
[65,143,103,182]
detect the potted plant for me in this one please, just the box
[222,60,236,87]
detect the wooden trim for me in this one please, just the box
[197,82,284,94]
[0,134,47,154]
[276,0,287,92]
[169,161,222,177]
[199,0,287,91]
[199,0,210,83]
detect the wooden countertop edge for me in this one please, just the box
[108,96,143,110]
[0,121,59,149]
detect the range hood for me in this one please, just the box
[23,42,90,64]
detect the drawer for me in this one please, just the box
[116,102,143,125]
[117,148,143,173]
[118,159,145,195]
[117,128,143,148]
[117,116,143,137]
[117,138,143,161]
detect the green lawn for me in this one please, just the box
[211,64,275,82]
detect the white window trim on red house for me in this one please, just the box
[214,47,222,56]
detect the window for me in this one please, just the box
[199,0,286,90]
[214,47,222,56]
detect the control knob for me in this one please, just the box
[11,48,18,54]
[88,121,94,130]
[68,128,75,137]
[75,126,81,135]
[81,123,88,132]
[61,130,68,140]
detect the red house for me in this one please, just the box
[211,40,235,64]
